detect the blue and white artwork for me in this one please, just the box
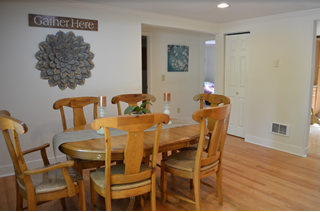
[168,45,189,72]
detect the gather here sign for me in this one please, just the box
[29,14,98,31]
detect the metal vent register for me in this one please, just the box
[271,123,289,136]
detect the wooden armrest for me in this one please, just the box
[22,143,50,155]
[24,160,77,197]
[22,143,50,166]
[24,160,74,176]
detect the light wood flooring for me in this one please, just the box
[0,128,320,211]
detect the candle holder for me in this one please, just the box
[163,92,172,124]
[96,106,106,134]
[163,101,172,124]
[97,96,107,134]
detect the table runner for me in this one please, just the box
[52,118,198,161]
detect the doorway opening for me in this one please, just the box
[309,20,320,157]
[204,40,215,95]
[142,36,148,94]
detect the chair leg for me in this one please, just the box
[142,156,150,165]
[216,167,223,205]
[116,160,123,165]
[26,191,37,211]
[105,196,112,211]
[161,161,168,204]
[77,180,86,211]
[15,181,23,211]
[150,177,156,210]
[162,152,168,159]
[27,203,36,211]
[104,188,112,211]
[171,150,178,155]
[127,197,136,210]
[190,179,194,189]
[140,195,145,208]
[193,177,201,211]
[60,198,67,210]
[90,178,97,211]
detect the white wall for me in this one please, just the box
[0,1,218,176]
[215,9,320,156]
[204,43,215,83]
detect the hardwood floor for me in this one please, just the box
[0,131,319,211]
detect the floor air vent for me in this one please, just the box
[271,123,289,136]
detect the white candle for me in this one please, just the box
[164,93,171,102]
[99,96,106,107]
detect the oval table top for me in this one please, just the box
[59,122,201,161]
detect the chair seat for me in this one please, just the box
[90,163,152,191]
[18,167,82,194]
[163,149,219,172]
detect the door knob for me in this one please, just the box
[236,92,239,95]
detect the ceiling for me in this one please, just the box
[66,0,320,23]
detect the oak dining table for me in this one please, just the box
[54,118,202,173]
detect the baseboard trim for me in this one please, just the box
[245,134,308,157]
[0,155,66,178]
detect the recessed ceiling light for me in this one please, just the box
[217,3,229,8]
[205,40,216,45]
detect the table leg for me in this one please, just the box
[74,160,83,176]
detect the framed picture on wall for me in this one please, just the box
[167,45,189,72]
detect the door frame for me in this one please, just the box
[142,32,153,95]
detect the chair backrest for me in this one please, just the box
[111,94,156,115]
[193,93,230,109]
[193,93,230,133]
[192,105,231,169]
[91,113,169,187]
[0,110,28,188]
[53,96,99,130]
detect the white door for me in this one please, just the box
[225,33,249,138]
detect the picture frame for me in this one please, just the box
[167,45,189,72]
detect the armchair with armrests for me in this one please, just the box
[0,110,86,211]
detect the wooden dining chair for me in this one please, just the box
[53,96,99,131]
[0,110,86,211]
[193,93,230,148]
[53,96,104,174]
[194,93,230,133]
[193,93,230,108]
[161,105,231,210]
[111,94,156,115]
[90,113,169,211]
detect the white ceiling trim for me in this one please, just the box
[221,8,320,28]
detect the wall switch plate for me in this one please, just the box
[274,59,279,67]
[177,107,180,113]
[162,75,165,81]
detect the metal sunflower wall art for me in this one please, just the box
[35,31,95,90]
